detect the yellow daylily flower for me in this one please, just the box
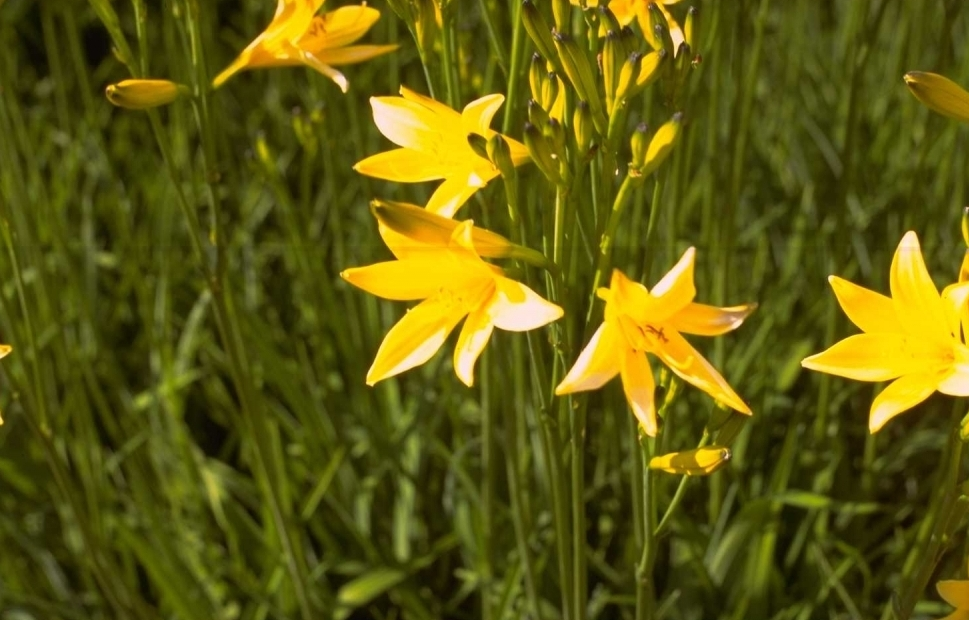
[801,231,969,433]
[556,251,755,436]
[353,87,530,218]
[0,344,10,425]
[342,220,562,386]
[904,72,969,124]
[937,560,969,620]
[604,0,685,51]
[105,79,189,109]
[212,0,397,92]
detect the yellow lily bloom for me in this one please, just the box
[579,0,684,51]
[353,87,530,218]
[904,72,969,124]
[801,231,969,433]
[556,250,754,436]
[0,344,10,425]
[212,0,397,92]
[105,79,188,109]
[937,559,969,620]
[342,220,562,386]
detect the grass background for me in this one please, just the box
[1,0,969,618]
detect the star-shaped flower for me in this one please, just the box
[801,231,969,432]
[556,249,754,436]
[353,87,530,217]
[212,0,397,92]
[342,214,562,386]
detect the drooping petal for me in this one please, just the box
[653,330,751,414]
[290,43,349,92]
[647,247,697,321]
[828,276,900,334]
[313,44,399,66]
[621,347,658,436]
[366,295,467,385]
[800,333,949,382]
[868,372,941,433]
[938,580,969,612]
[354,148,450,182]
[942,282,969,341]
[890,231,948,343]
[370,96,445,151]
[425,176,486,218]
[555,322,624,394]
[507,136,531,166]
[656,3,684,53]
[667,302,756,336]
[453,306,495,387]
[303,7,380,50]
[606,269,655,324]
[461,94,505,137]
[488,277,563,331]
[341,258,466,300]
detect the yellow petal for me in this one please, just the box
[341,258,467,300]
[555,322,623,394]
[650,446,731,476]
[461,94,505,137]
[453,306,495,387]
[301,7,380,50]
[667,302,756,336]
[366,295,466,385]
[828,276,900,334]
[656,3,684,52]
[938,580,969,610]
[904,72,969,123]
[801,333,948,382]
[606,0,637,26]
[291,44,349,92]
[370,96,444,151]
[868,372,941,433]
[654,330,751,414]
[314,44,398,66]
[0,345,10,359]
[507,136,531,167]
[621,347,658,436]
[937,348,969,397]
[647,247,697,322]
[890,231,948,343]
[942,282,969,341]
[606,269,655,324]
[354,148,450,182]
[399,85,461,120]
[425,175,486,218]
[488,277,563,331]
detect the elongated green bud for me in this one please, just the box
[552,0,571,31]
[522,0,559,72]
[637,49,666,89]
[527,99,550,131]
[629,122,649,171]
[545,118,566,160]
[553,31,606,133]
[597,5,622,34]
[649,446,731,476]
[105,79,188,109]
[573,100,594,153]
[529,53,546,103]
[642,3,664,51]
[637,113,683,177]
[542,71,560,113]
[524,122,561,183]
[602,30,621,113]
[685,6,698,49]
[487,134,516,179]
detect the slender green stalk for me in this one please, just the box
[481,357,495,620]
[634,436,657,620]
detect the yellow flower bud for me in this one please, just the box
[904,72,969,123]
[649,446,731,476]
[105,79,188,109]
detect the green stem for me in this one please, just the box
[634,436,657,620]
[587,174,644,325]
[501,0,526,136]
[481,358,495,620]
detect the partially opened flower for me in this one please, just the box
[556,250,754,436]
[212,0,397,92]
[801,231,969,433]
[105,79,189,109]
[354,87,530,217]
[602,0,685,52]
[342,217,562,386]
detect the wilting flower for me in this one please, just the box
[212,0,397,92]
[105,79,188,109]
[354,87,530,217]
[0,344,10,425]
[556,250,754,436]
[801,231,969,433]
[342,216,562,386]
[937,560,969,620]
[904,72,969,124]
